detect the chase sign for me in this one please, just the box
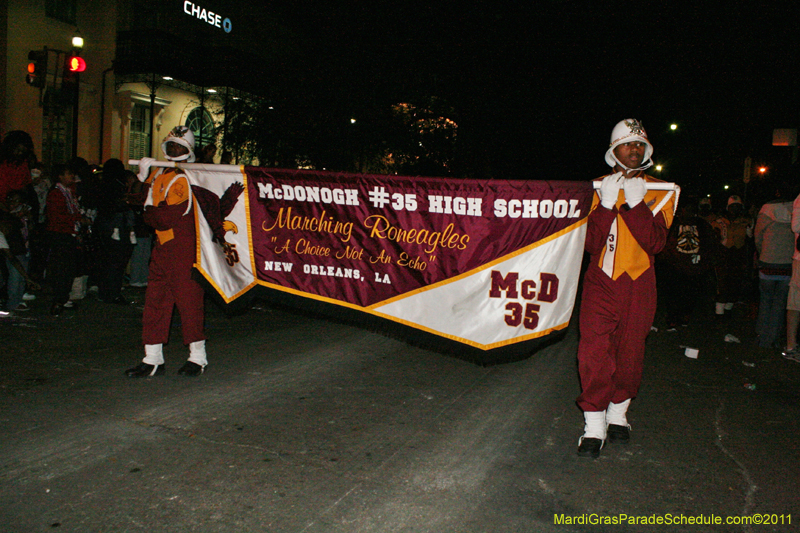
[183,1,232,33]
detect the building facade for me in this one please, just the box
[2,0,278,169]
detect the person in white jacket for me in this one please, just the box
[754,192,794,348]
[783,190,800,361]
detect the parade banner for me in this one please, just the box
[136,162,599,363]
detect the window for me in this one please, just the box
[41,99,70,170]
[186,107,215,148]
[45,0,77,25]
[129,104,151,161]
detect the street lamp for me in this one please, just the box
[72,31,84,50]
[655,164,663,172]
[670,123,678,131]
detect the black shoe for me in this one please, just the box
[577,437,603,458]
[125,362,165,378]
[106,295,129,305]
[178,361,205,377]
[607,424,630,444]
[50,303,63,316]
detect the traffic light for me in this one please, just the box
[60,54,83,105]
[26,49,48,88]
[62,53,85,84]
[66,54,86,73]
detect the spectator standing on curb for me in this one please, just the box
[0,194,40,314]
[28,163,51,283]
[126,170,153,288]
[0,191,36,312]
[754,186,795,349]
[45,164,87,315]
[576,119,677,459]
[66,157,99,303]
[783,191,800,362]
[94,159,135,305]
[712,195,753,318]
[658,196,718,330]
[0,231,39,316]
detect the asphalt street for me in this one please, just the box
[1,285,798,532]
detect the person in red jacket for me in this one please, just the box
[45,164,86,315]
[0,131,36,209]
[576,119,677,458]
[125,126,207,377]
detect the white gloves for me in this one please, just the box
[599,172,624,209]
[623,177,647,208]
[136,157,156,182]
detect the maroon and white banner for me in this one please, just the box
[150,164,595,350]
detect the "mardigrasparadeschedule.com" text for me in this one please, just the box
[554,513,791,527]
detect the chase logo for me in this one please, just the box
[183,1,233,33]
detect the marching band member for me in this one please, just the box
[576,119,677,458]
[125,126,208,378]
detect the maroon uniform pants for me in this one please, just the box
[141,248,205,346]
[576,265,656,412]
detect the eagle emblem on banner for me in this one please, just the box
[192,182,244,247]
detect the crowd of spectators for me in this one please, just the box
[0,136,234,317]
[655,179,800,362]
[0,130,153,316]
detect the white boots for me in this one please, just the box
[125,344,165,377]
[606,399,632,444]
[578,399,632,458]
[577,410,606,458]
[179,340,207,376]
[582,410,607,440]
[606,399,631,427]
[125,341,207,378]
[143,343,165,366]
[188,340,207,367]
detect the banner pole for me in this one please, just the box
[591,181,679,192]
[128,160,244,173]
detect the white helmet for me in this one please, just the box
[605,119,653,171]
[161,125,196,162]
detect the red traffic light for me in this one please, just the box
[26,50,47,88]
[67,55,86,73]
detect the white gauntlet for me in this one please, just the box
[623,177,647,208]
[599,172,624,209]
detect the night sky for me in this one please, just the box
[265,1,798,202]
